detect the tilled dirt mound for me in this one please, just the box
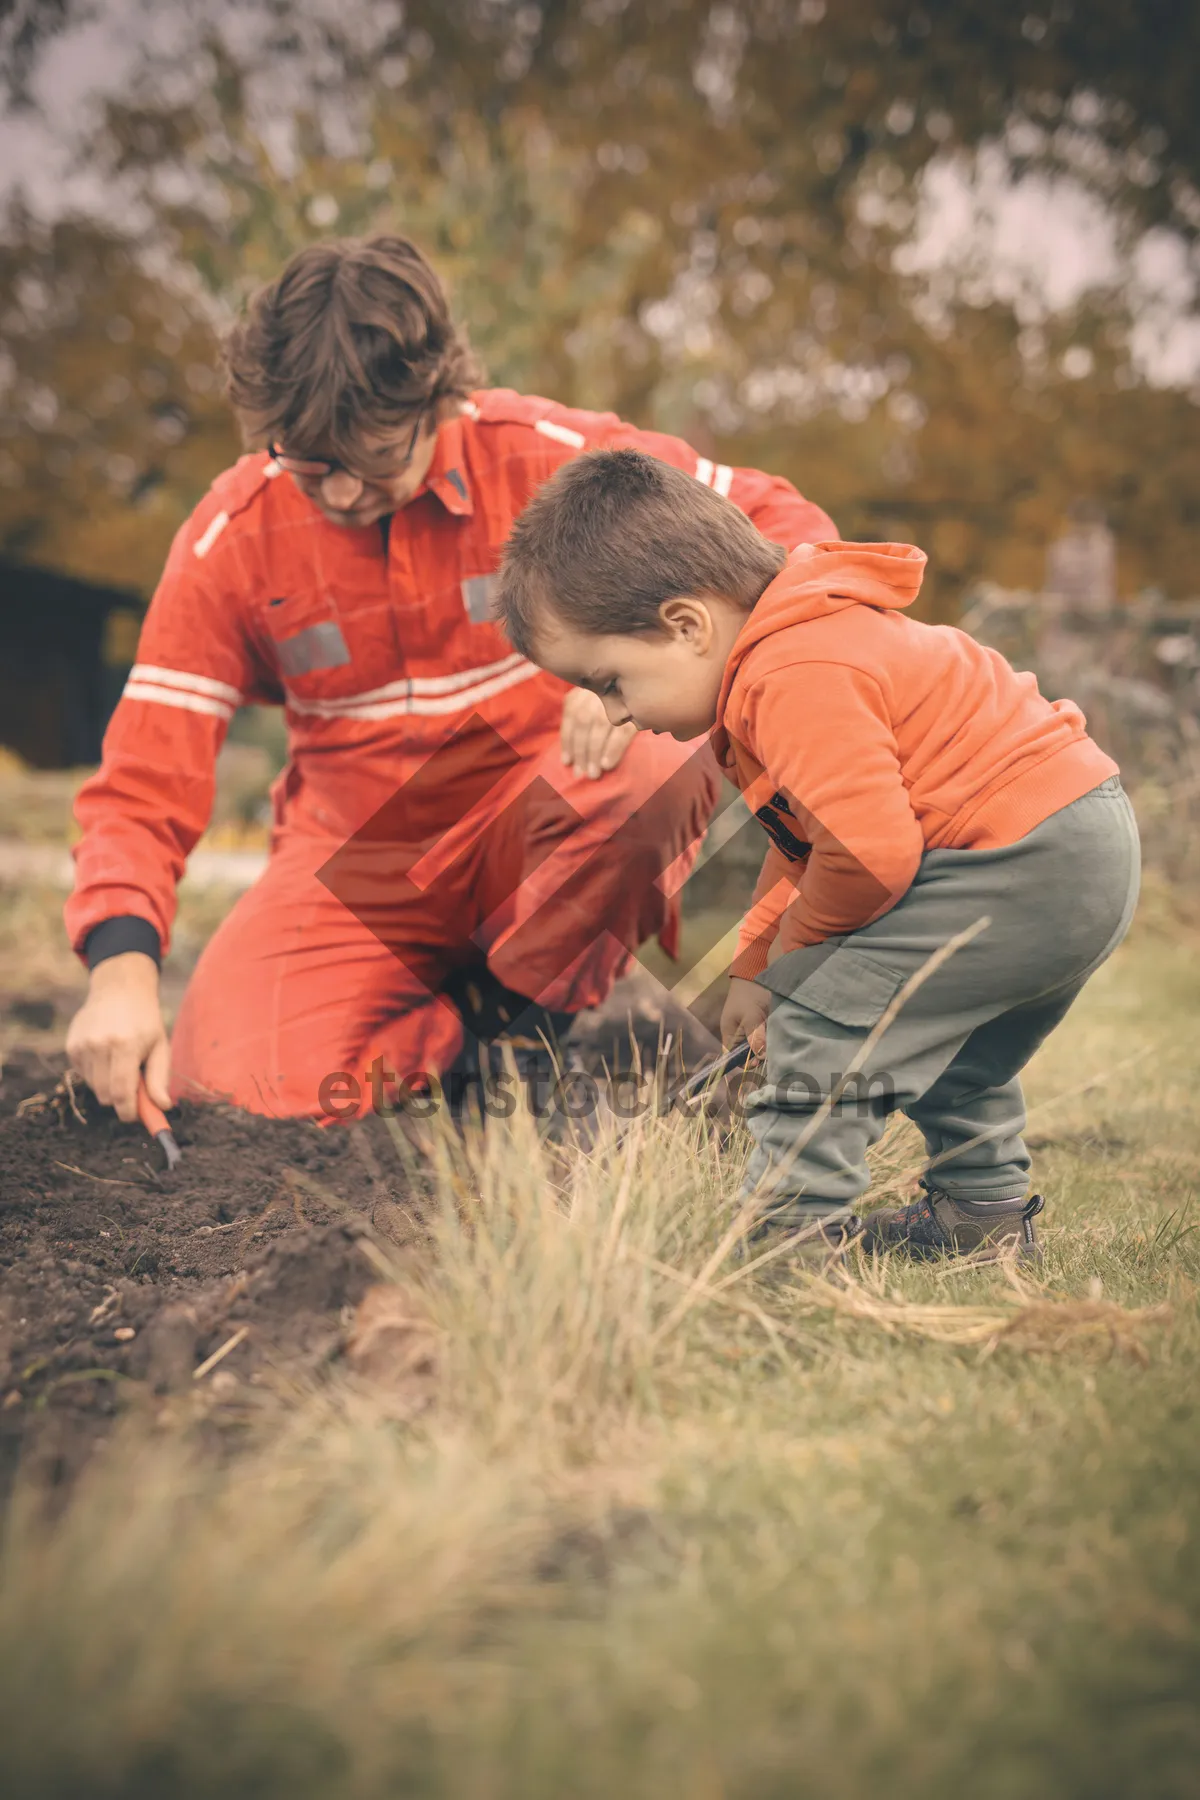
[0,1051,424,1494]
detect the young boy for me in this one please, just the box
[496,450,1141,1260]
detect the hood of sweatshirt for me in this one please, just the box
[713,540,928,738]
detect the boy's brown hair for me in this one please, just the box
[223,235,484,461]
[498,449,786,657]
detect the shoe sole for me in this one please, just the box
[862,1234,1042,1265]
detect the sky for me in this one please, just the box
[897,147,1200,390]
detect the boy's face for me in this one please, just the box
[531,596,743,740]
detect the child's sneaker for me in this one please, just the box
[862,1182,1044,1261]
[746,1207,863,1264]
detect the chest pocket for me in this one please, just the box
[276,618,350,677]
[755,791,811,862]
[262,592,356,694]
[461,573,498,624]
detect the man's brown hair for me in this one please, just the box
[498,448,786,656]
[223,235,484,461]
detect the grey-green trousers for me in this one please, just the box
[742,777,1141,1217]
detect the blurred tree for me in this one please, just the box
[0,215,238,589]
[0,0,1197,615]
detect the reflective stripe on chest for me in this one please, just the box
[284,651,540,720]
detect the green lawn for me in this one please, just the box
[1,910,1198,1799]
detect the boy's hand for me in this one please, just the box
[720,976,771,1055]
[66,951,171,1123]
[560,688,637,780]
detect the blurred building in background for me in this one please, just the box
[0,561,139,767]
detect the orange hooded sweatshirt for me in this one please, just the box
[710,541,1119,980]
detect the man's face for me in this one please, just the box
[274,408,442,529]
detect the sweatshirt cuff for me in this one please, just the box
[83,916,162,971]
[731,938,772,982]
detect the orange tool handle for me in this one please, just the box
[136,1077,172,1139]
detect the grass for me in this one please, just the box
[1,911,1199,1798]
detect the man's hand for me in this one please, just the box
[720,976,771,1058]
[66,951,170,1123]
[560,687,637,780]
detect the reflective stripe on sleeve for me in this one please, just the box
[694,458,733,495]
[129,664,243,705]
[192,511,230,558]
[534,417,587,449]
[122,681,236,721]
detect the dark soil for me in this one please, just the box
[0,973,721,1498]
[0,1051,422,1496]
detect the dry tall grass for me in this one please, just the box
[1,921,1198,1798]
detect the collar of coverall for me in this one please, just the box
[414,409,474,518]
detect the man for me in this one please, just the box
[65,235,836,1122]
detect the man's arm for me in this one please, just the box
[596,418,838,547]
[65,491,264,1120]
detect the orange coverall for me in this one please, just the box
[66,390,836,1117]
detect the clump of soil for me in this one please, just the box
[0,1051,424,1494]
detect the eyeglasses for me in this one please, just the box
[269,407,428,483]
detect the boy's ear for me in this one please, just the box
[659,595,715,648]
